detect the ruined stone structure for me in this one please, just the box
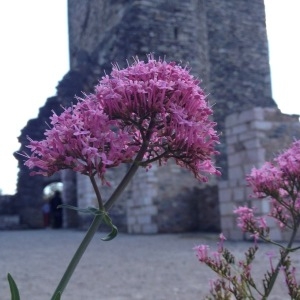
[11,1,300,237]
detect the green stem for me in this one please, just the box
[264,221,300,298]
[104,149,145,211]
[104,119,153,210]
[50,214,103,299]
[89,174,104,210]
[50,142,149,299]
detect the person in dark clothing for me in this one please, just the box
[42,200,51,228]
[50,191,63,228]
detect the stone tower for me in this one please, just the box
[67,0,275,173]
[16,0,278,232]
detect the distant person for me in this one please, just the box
[41,200,50,228]
[50,191,63,228]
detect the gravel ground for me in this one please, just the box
[0,230,298,300]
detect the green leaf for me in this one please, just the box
[100,224,118,241]
[58,204,97,214]
[100,211,118,241]
[87,207,103,215]
[102,212,113,225]
[7,273,20,300]
[58,204,108,216]
[59,204,118,241]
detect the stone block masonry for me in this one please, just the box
[219,107,300,240]
[14,0,286,236]
[127,164,159,234]
[0,215,20,229]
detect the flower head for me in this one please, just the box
[23,55,220,182]
[233,206,256,232]
[247,140,300,199]
[193,244,210,262]
[217,233,227,251]
[246,139,300,227]
[91,55,220,181]
[24,98,138,182]
[246,162,283,198]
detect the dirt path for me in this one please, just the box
[0,230,297,299]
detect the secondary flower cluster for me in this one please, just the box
[25,100,138,182]
[195,140,300,299]
[233,206,269,241]
[23,55,220,183]
[247,139,300,229]
[194,234,259,299]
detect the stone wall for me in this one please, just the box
[219,107,300,240]
[0,195,20,229]
[65,0,275,233]
[14,67,97,228]
[126,162,219,234]
[126,165,160,234]
[68,0,210,80]
[15,96,63,228]
[14,0,279,234]
[204,0,275,177]
[76,164,130,232]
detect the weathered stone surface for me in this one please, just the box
[0,195,17,215]
[219,107,300,241]
[11,0,287,236]
[0,215,20,230]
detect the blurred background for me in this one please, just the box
[0,0,299,196]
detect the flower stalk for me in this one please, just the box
[14,55,220,299]
[50,213,103,300]
[195,139,300,299]
[50,143,148,299]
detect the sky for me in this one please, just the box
[0,0,299,195]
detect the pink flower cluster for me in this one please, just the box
[247,140,300,228]
[195,140,300,298]
[24,99,138,182]
[23,55,220,182]
[247,140,300,198]
[233,206,268,236]
[194,233,257,298]
[194,234,227,268]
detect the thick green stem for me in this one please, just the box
[50,214,103,299]
[104,137,149,210]
[89,174,104,210]
[50,142,148,299]
[104,160,141,211]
